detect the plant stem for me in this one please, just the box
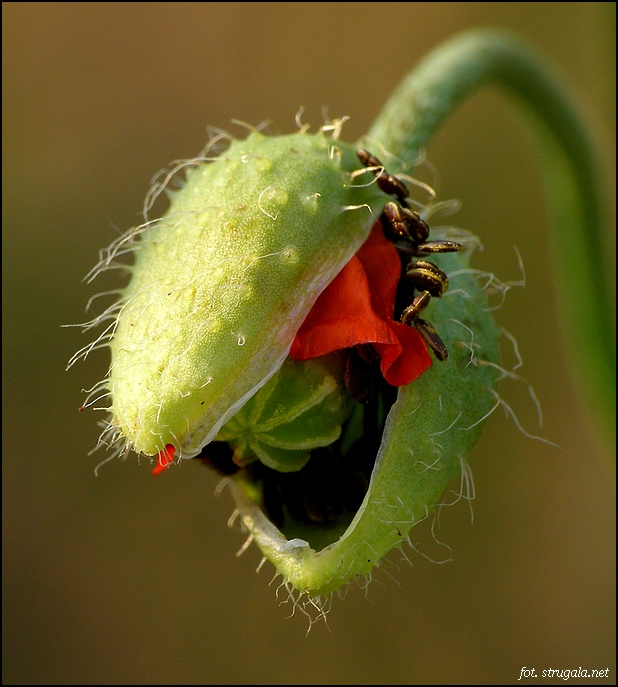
[367,28,615,450]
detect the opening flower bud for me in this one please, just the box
[84,126,501,599]
[76,25,612,610]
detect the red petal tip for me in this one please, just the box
[152,444,176,475]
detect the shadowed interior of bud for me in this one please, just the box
[197,346,399,548]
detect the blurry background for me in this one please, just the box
[3,3,615,684]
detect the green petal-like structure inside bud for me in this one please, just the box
[109,132,385,457]
[217,354,354,472]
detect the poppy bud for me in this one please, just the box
[79,24,608,604]
[87,127,501,598]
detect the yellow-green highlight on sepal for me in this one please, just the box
[108,131,386,458]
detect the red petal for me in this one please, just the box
[290,223,431,386]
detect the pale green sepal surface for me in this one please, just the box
[109,132,385,458]
[229,249,501,596]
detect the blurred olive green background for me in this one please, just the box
[3,3,615,684]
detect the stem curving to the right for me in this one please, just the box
[367,28,615,449]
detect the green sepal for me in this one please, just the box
[108,132,385,457]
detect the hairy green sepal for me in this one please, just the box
[229,250,501,596]
[109,132,384,457]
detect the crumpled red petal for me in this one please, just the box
[290,222,432,386]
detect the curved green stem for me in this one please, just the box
[367,28,615,449]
